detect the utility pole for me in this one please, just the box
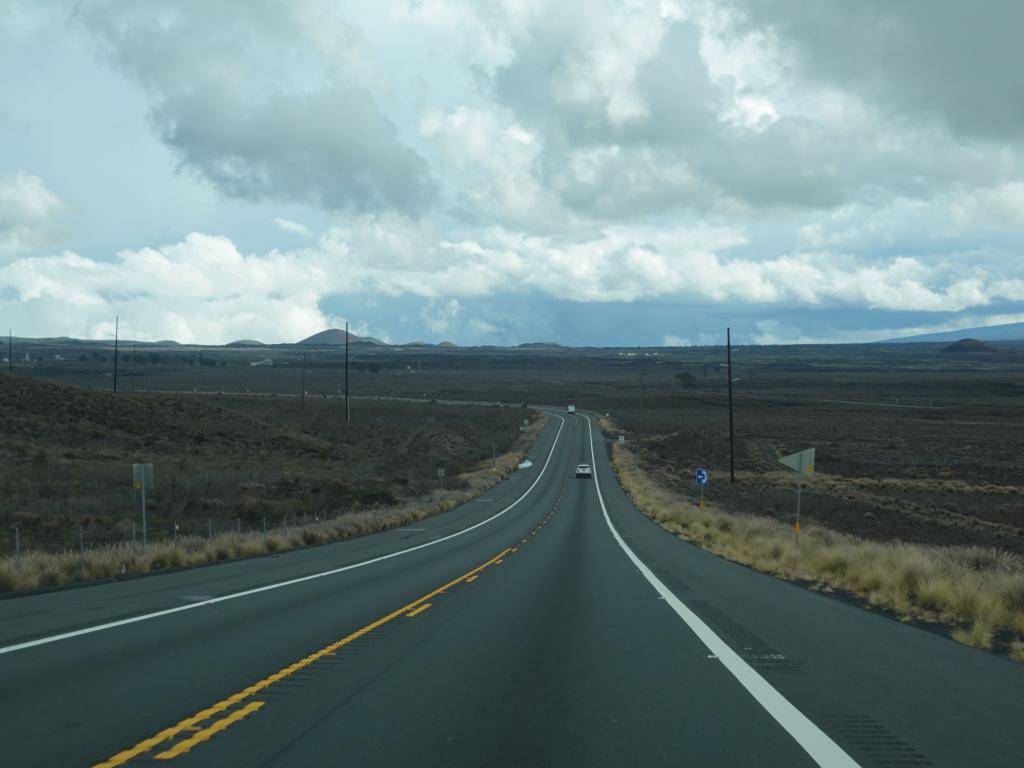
[345,321,350,422]
[727,327,735,484]
[113,315,119,393]
[301,351,307,415]
[8,330,11,374]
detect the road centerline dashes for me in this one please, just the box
[90,410,578,767]
[92,546,512,767]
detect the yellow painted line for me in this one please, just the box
[93,546,511,767]
[154,701,265,760]
[466,575,478,583]
[510,547,518,552]
[406,603,431,618]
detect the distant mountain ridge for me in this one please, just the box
[887,321,1024,343]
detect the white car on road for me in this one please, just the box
[575,463,593,478]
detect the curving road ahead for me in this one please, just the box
[1,412,1022,766]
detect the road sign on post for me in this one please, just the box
[695,468,709,507]
[437,466,445,490]
[778,448,814,543]
[132,463,153,546]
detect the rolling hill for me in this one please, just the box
[298,328,384,346]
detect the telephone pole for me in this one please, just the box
[113,315,119,393]
[727,326,735,484]
[301,351,307,415]
[345,321,350,422]
[8,330,11,374]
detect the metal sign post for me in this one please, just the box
[727,327,735,483]
[437,466,445,490]
[779,448,815,544]
[695,468,709,508]
[132,463,154,546]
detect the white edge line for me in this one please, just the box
[584,414,860,768]
[0,413,567,656]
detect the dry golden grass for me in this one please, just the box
[0,416,547,593]
[952,621,994,650]
[1010,640,1024,662]
[611,443,1024,659]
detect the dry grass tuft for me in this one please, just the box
[952,621,994,650]
[611,444,1024,661]
[1010,640,1024,662]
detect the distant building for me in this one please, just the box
[249,357,274,367]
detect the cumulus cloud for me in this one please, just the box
[0,172,66,256]
[0,233,342,343]
[420,106,576,231]
[74,1,436,214]
[5,222,1023,345]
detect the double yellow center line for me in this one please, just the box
[94,546,512,767]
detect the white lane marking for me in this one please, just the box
[584,415,860,768]
[0,414,567,656]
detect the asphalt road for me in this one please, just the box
[2,411,1023,766]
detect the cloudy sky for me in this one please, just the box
[2,1,1023,346]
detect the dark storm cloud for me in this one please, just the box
[729,0,1024,140]
[154,87,436,214]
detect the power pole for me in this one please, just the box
[345,321,350,422]
[727,326,735,484]
[301,351,307,415]
[8,329,11,374]
[113,315,119,393]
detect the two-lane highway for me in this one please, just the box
[2,411,1023,766]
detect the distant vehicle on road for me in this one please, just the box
[567,404,576,413]
[575,463,592,478]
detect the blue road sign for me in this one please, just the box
[695,468,709,486]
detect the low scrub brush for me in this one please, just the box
[0,416,548,594]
